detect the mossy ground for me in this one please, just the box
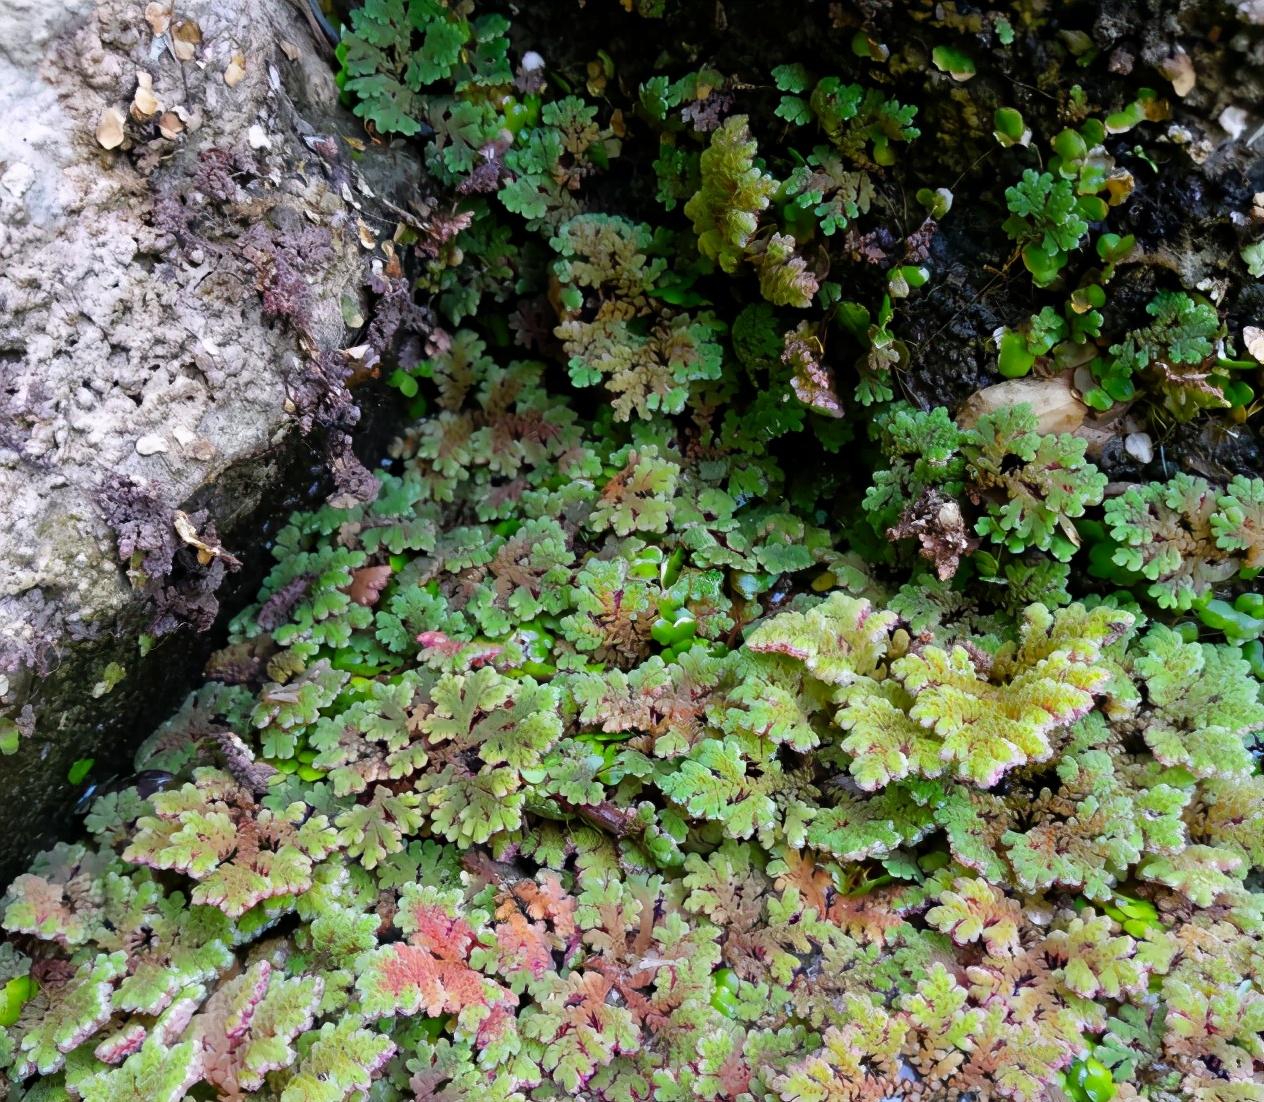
[3,1,1264,1100]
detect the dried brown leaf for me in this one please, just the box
[347,564,392,607]
[173,510,242,569]
[171,18,201,61]
[1243,325,1264,363]
[1159,50,1196,97]
[131,73,160,120]
[158,112,184,139]
[224,52,247,87]
[96,106,126,150]
[959,376,1086,435]
[145,2,172,35]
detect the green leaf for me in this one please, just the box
[279,1019,395,1102]
[76,1038,201,1102]
[931,45,976,80]
[771,63,810,93]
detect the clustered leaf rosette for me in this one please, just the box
[867,402,1106,571]
[5,322,1264,1101]
[684,115,778,273]
[552,215,725,419]
[339,0,473,138]
[1002,168,1098,284]
[122,769,339,918]
[1102,472,1260,611]
[1092,291,1243,420]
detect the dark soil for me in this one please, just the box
[499,0,1264,482]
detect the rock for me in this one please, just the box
[0,0,428,878]
[0,162,35,200]
[134,432,168,455]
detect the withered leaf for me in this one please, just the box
[347,565,392,607]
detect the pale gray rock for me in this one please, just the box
[0,0,420,876]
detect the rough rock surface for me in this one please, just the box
[0,0,420,877]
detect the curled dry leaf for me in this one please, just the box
[1220,106,1248,140]
[958,375,1087,435]
[96,106,126,150]
[888,487,977,580]
[144,1,172,35]
[131,72,160,121]
[1243,325,1264,363]
[224,52,247,87]
[1158,50,1196,97]
[173,511,243,569]
[158,112,185,140]
[1104,169,1135,206]
[172,18,201,61]
[347,565,392,607]
[1125,432,1154,465]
